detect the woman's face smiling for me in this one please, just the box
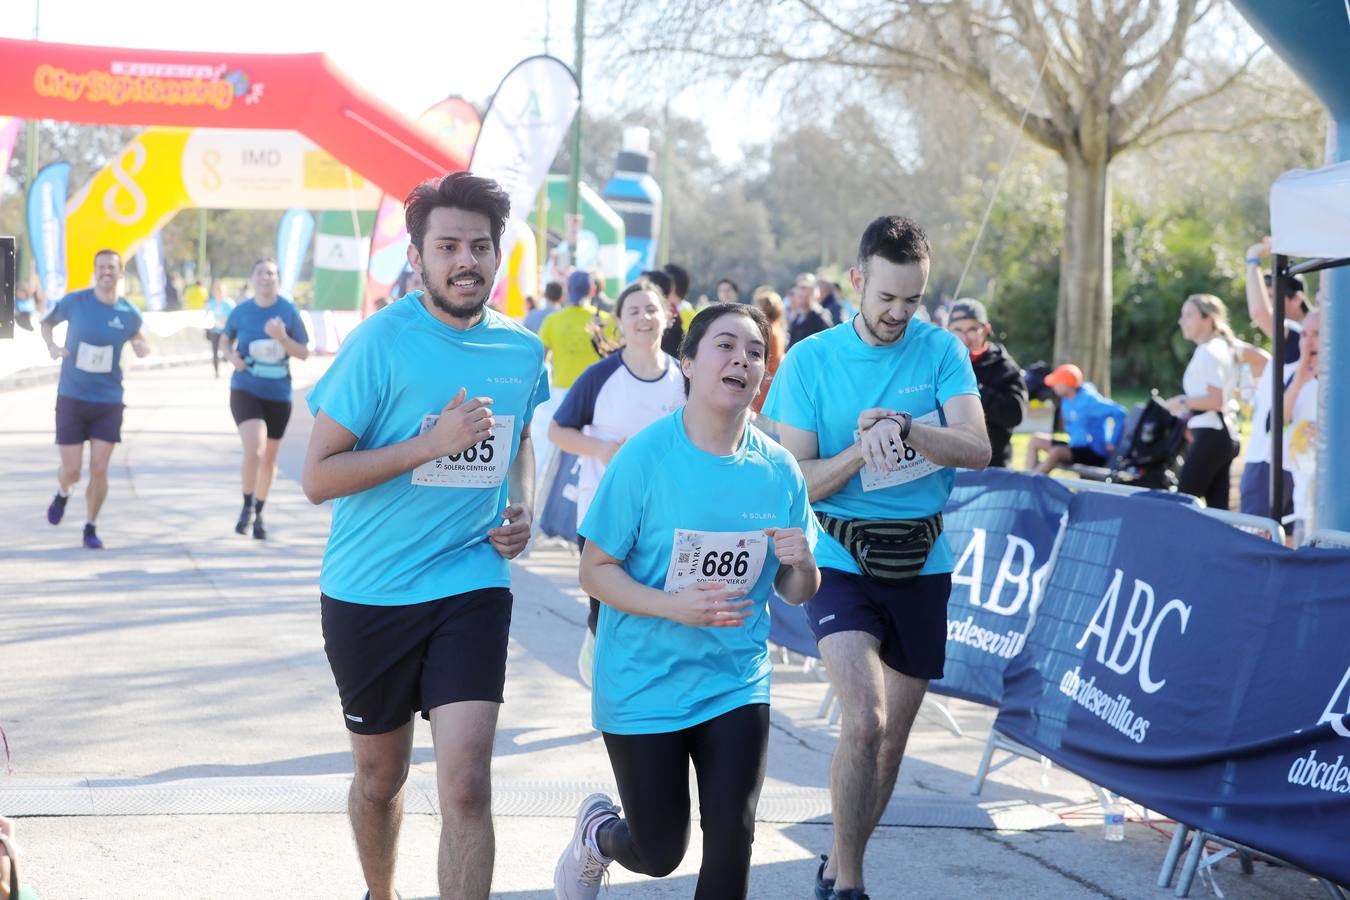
[620,289,667,348]
[681,313,767,414]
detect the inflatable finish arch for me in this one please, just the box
[0,36,466,212]
[64,127,385,288]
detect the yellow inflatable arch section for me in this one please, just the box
[66,127,381,288]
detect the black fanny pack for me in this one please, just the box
[816,511,944,584]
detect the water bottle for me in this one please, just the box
[1103,800,1126,841]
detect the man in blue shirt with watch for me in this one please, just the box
[41,249,151,549]
[763,216,990,900]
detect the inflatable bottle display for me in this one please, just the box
[602,126,662,284]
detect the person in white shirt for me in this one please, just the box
[1283,309,1321,543]
[549,280,687,685]
[1165,293,1254,509]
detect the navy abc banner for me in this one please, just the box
[930,470,1071,707]
[995,490,1350,885]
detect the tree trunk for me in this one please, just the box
[1054,147,1114,394]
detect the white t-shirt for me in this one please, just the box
[1182,337,1236,431]
[552,351,686,526]
[1245,361,1298,468]
[1284,375,1319,525]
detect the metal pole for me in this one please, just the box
[197,209,208,281]
[656,101,672,268]
[567,0,585,223]
[1270,253,1287,522]
[1315,114,1349,534]
[22,0,41,283]
[535,184,548,290]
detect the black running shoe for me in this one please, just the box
[47,492,68,525]
[815,854,835,900]
[83,524,104,550]
[235,507,252,535]
[252,518,266,540]
[830,890,870,900]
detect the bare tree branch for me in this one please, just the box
[1110,0,1200,140]
[1116,42,1267,153]
[1005,0,1079,134]
[1125,112,1316,152]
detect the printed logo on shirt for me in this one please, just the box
[487,376,525,385]
[897,383,933,396]
[108,315,125,329]
[741,512,775,521]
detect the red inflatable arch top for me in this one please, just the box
[0,37,467,199]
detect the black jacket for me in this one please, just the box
[971,341,1027,468]
[788,308,832,347]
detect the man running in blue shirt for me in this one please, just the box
[763,216,990,900]
[41,249,151,549]
[302,173,548,900]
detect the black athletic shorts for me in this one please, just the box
[804,568,953,680]
[321,587,513,735]
[229,389,292,439]
[55,394,123,445]
[1052,439,1107,467]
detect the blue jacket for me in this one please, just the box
[1062,382,1126,457]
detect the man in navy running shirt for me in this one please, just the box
[41,249,150,549]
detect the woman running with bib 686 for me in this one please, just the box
[553,302,821,900]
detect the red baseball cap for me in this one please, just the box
[1044,364,1083,388]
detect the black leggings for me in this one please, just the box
[598,703,769,899]
[1179,426,1239,510]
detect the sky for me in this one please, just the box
[0,0,777,163]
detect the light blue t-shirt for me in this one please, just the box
[581,410,819,735]
[762,318,979,576]
[224,297,310,402]
[307,294,549,605]
[46,289,144,405]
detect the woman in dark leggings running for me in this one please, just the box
[553,303,821,900]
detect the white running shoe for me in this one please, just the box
[554,792,620,899]
[577,630,596,688]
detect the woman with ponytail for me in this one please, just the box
[1166,293,1251,508]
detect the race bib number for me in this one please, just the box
[75,342,114,374]
[859,410,944,492]
[411,414,514,488]
[247,338,289,379]
[663,529,769,593]
[248,338,286,363]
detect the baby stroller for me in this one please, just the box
[1072,394,1186,490]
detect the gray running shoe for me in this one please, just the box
[554,792,620,899]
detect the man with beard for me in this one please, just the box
[301,172,549,900]
[946,299,1027,468]
[42,249,151,549]
[763,216,989,900]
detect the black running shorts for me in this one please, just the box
[1051,439,1107,467]
[321,587,513,735]
[804,568,953,680]
[229,389,292,439]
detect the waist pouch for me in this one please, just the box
[245,357,290,380]
[815,511,943,584]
